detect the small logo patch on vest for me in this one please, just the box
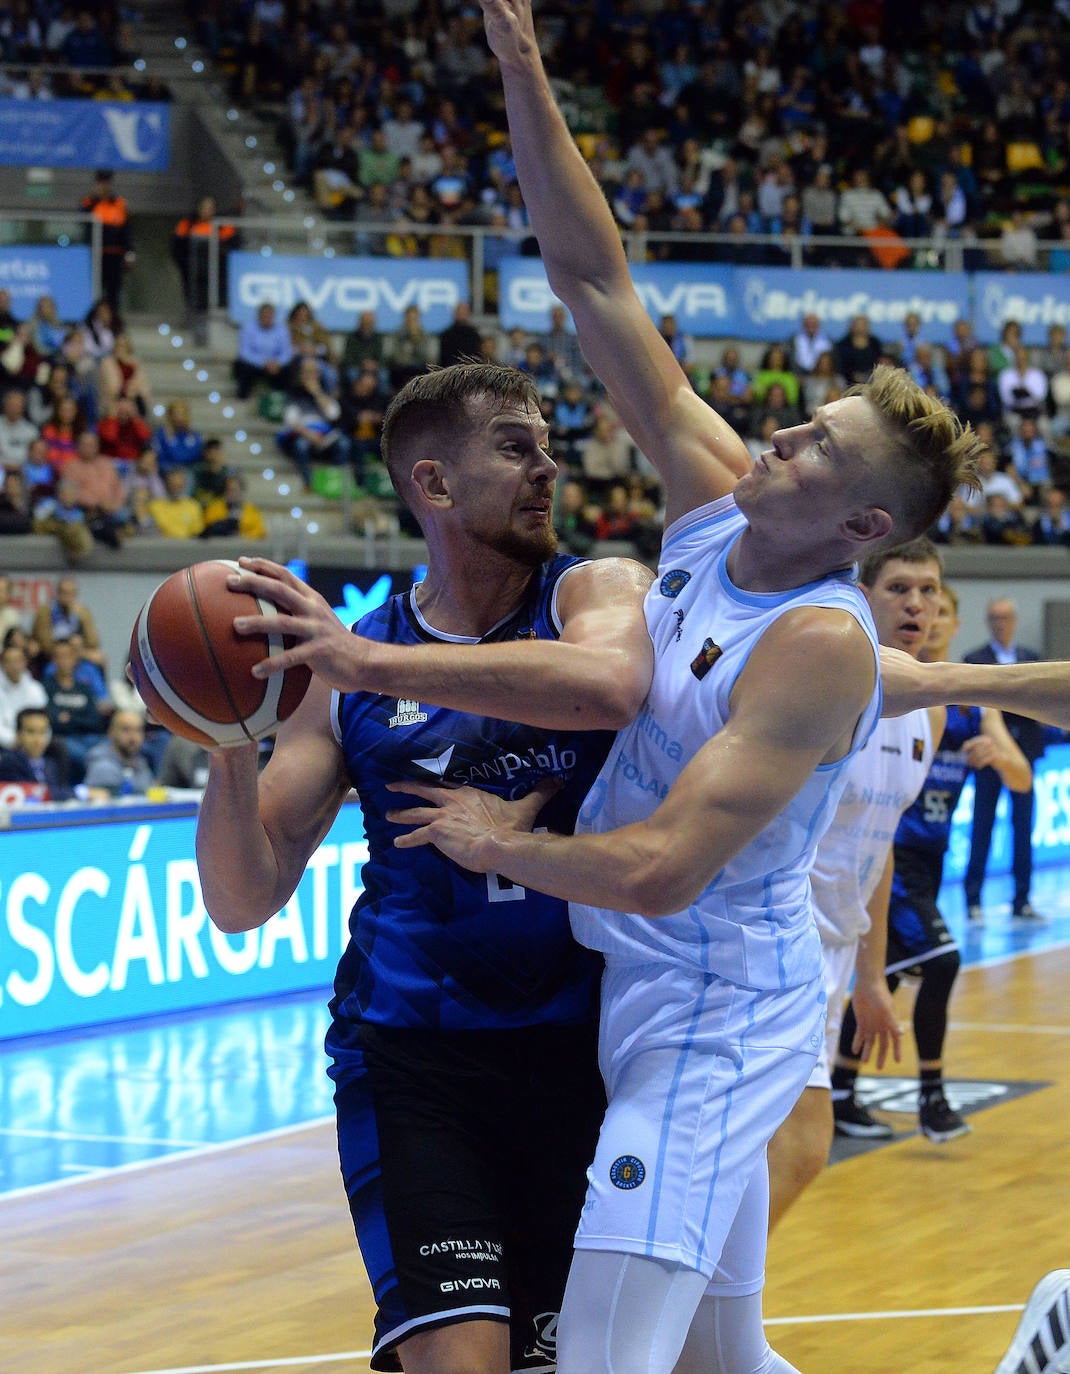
[690,638,723,680]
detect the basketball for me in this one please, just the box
[128,559,312,747]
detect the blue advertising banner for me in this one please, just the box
[499,257,736,334]
[733,266,971,342]
[0,803,367,1039]
[0,99,171,171]
[228,251,468,332]
[0,245,92,322]
[973,272,1070,345]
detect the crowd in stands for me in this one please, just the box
[0,284,266,558]
[0,572,212,801]
[0,2,170,100]
[183,0,1070,270]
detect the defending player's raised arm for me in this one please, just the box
[480,0,751,524]
[196,675,352,932]
[389,608,876,915]
[880,646,1070,729]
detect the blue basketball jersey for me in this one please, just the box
[893,704,983,854]
[326,556,613,1057]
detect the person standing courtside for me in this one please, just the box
[963,597,1046,922]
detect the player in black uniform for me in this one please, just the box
[196,363,654,1374]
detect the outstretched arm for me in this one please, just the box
[479,0,751,523]
[880,647,1070,729]
[229,556,655,732]
[388,608,876,915]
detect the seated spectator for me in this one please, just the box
[1,321,48,391]
[152,399,204,472]
[551,380,594,468]
[438,302,483,369]
[32,578,103,669]
[982,492,1031,546]
[25,295,68,358]
[801,351,846,414]
[233,303,294,400]
[713,346,753,401]
[123,485,158,538]
[312,123,363,218]
[339,364,389,479]
[893,170,934,239]
[998,344,1048,422]
[190,438,231,506]
[83,710,155,796]
[288,301,338,393]
[944,318,980,377]
[62,431,126,547]
[41,395,85,473]
[554,477,599,557]
[0,468,33,534]
[705,373,752,434]
[148,467,206,539]
[517,341,559,394]
[593,479,661,559]
[0,705,73,801]
[156,734,211,790]
[933,170,969,238]
[838,167,892,236]
[988,320,1022,376]
[97,333,153,416]
[82,299,117,360]
[0,640,47,748]
[931,493,983,545]
[201,473,266,540]
[0,389,39,470]
[907,342,951,398]
[123,447,167,502]
[963,442,1026,512]
[580,413,634,497]
[658,314,690,369]
[999,208,1040,270]
[834,314,884,385]
[32,476,94,562]
[751,344,800,408]
[1038,324,1068,379]
[1032,487,1070,546]
[384,304,436,391]
[791,313,833,375]
[752,380,800,432]
[340,311,386,384]
[98,396,152,465]
[896,311,925,367]
[539,305,587,386]
[1006,416,1052,500]
[277,356,352,489]
[44,637,108,778]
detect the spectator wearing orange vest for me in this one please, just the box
[171,196,241,312]
[80,171,133,316]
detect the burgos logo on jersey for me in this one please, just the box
[610,1155,646,1189]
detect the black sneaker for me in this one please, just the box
[993,1268,1070,1374]
[833,1094,894,1139]
[919,1090,971,1143]
[1012,902,1049,923]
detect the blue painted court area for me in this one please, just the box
[2,868,1069,1201]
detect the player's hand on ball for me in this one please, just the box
[228,557,371,693]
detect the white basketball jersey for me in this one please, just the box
[810,709,934,948]
[571,495,882,991]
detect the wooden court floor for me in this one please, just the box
[2,945,1068,1374]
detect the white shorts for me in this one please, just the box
[806,940,858,1091]
[576,958,824,1289]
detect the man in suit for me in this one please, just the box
[963,597,1047,921]
[0,706,74,801]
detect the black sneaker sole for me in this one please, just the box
[919,1121,972,1143]
[834,1119,895,1139]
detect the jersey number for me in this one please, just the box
[922,789,951,824]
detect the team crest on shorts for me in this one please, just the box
[913,736,925,760]
[660,569,691,598]
[609,1155,646,1189]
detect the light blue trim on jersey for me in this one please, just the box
[659,491,740,561]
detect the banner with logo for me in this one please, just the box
[228,251,468,332]
[0,99,171,171]
[0,804,367,1038]
[0,245,92,322]
[972,272,1070,345]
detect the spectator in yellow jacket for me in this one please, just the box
[201,473,266,541]
[148,467,205,538]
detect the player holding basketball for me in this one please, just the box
[362,2,982,1369]
[196,363,655,1373]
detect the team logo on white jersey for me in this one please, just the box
[609,1155,646,1189]
[660,569,691,597]
[390,698,428,727]
[690,637,723,680]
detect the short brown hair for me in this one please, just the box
[849,365,984,541]
[859,535,943,588]
[380,363,540,511]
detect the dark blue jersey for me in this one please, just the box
[893,705,983,855]
[326,556,614,1058]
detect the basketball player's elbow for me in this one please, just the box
[204,896,273,934]
[619,841,706,919]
